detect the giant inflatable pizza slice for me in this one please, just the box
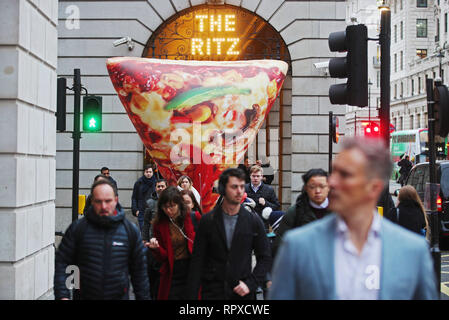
[106,57,288,213]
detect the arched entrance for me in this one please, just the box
[142,4,291,205]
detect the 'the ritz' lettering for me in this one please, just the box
[191,14,240,56]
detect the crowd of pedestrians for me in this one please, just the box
[54,137,438,300]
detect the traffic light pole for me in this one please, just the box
[329,112,333,174]
[379,7,391,217]
[379,8,390,150]
[426,78,441,291]
[72,69,81,223]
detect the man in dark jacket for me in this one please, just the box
[54,180,149,300]
[101,166,118,190]
[142,179,167,242]
[398,155,413,186]
[245,165,280,216]
[142,179,167,300]
[132,164,156,231]
[187,168,272,300]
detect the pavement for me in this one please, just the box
[441,252,449,300]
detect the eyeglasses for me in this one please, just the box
[306,184,329,190]
[163,203,178,210]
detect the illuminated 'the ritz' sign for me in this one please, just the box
[191,14,239,56]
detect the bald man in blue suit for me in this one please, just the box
[269,138,437,300]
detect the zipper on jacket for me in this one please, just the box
[103,229,112,298]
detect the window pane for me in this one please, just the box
[394,25,397,43]
[442,168,449,198]
[417,0,427,8]
[417,19,427,38]
[394,54,397,72]
[401,51,403,70]
[416,49,427,58]
[444,13,447,32]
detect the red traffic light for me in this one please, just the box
[363,121,380,137]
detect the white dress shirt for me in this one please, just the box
[335,211,382,300]
[251,183,261,193]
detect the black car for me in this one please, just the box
[405,160,449,248]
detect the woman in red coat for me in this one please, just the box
[148,186,195,300]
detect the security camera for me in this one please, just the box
[113,36,134,50]
[113,37,131,47]
[313,61,329,69]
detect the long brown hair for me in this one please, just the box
[152,186,188,226]
[177,175,193,189]
[398,185,430,237]
[180,189,203,215]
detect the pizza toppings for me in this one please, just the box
[164,86,251,111]
[106,57,288,213]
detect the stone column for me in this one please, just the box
[0,0,58,299]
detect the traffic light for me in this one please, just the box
[433,83,449,137]
[331,116,339,143]
[363,121,380,138]
[83,95,102,132]
[328,24,368,107]
[56,78,67,132]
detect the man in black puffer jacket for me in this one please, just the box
[54,180,150,300]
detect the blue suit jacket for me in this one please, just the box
[269,213,438,300]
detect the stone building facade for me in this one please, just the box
[55,0,347,234]
[0,0,58,299]
[389,0,438,132]
[384,0,449,134]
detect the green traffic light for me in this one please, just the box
[83,95,102,132]
[89,117,97,128]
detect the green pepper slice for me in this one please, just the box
[164,86,251,111]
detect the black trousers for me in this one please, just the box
[168,258,190,300]
[146,248,160,300]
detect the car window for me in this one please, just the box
[407,167,419,187]
[424,165,429,184]
[442,167,449,198]
[414,166,426,201]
